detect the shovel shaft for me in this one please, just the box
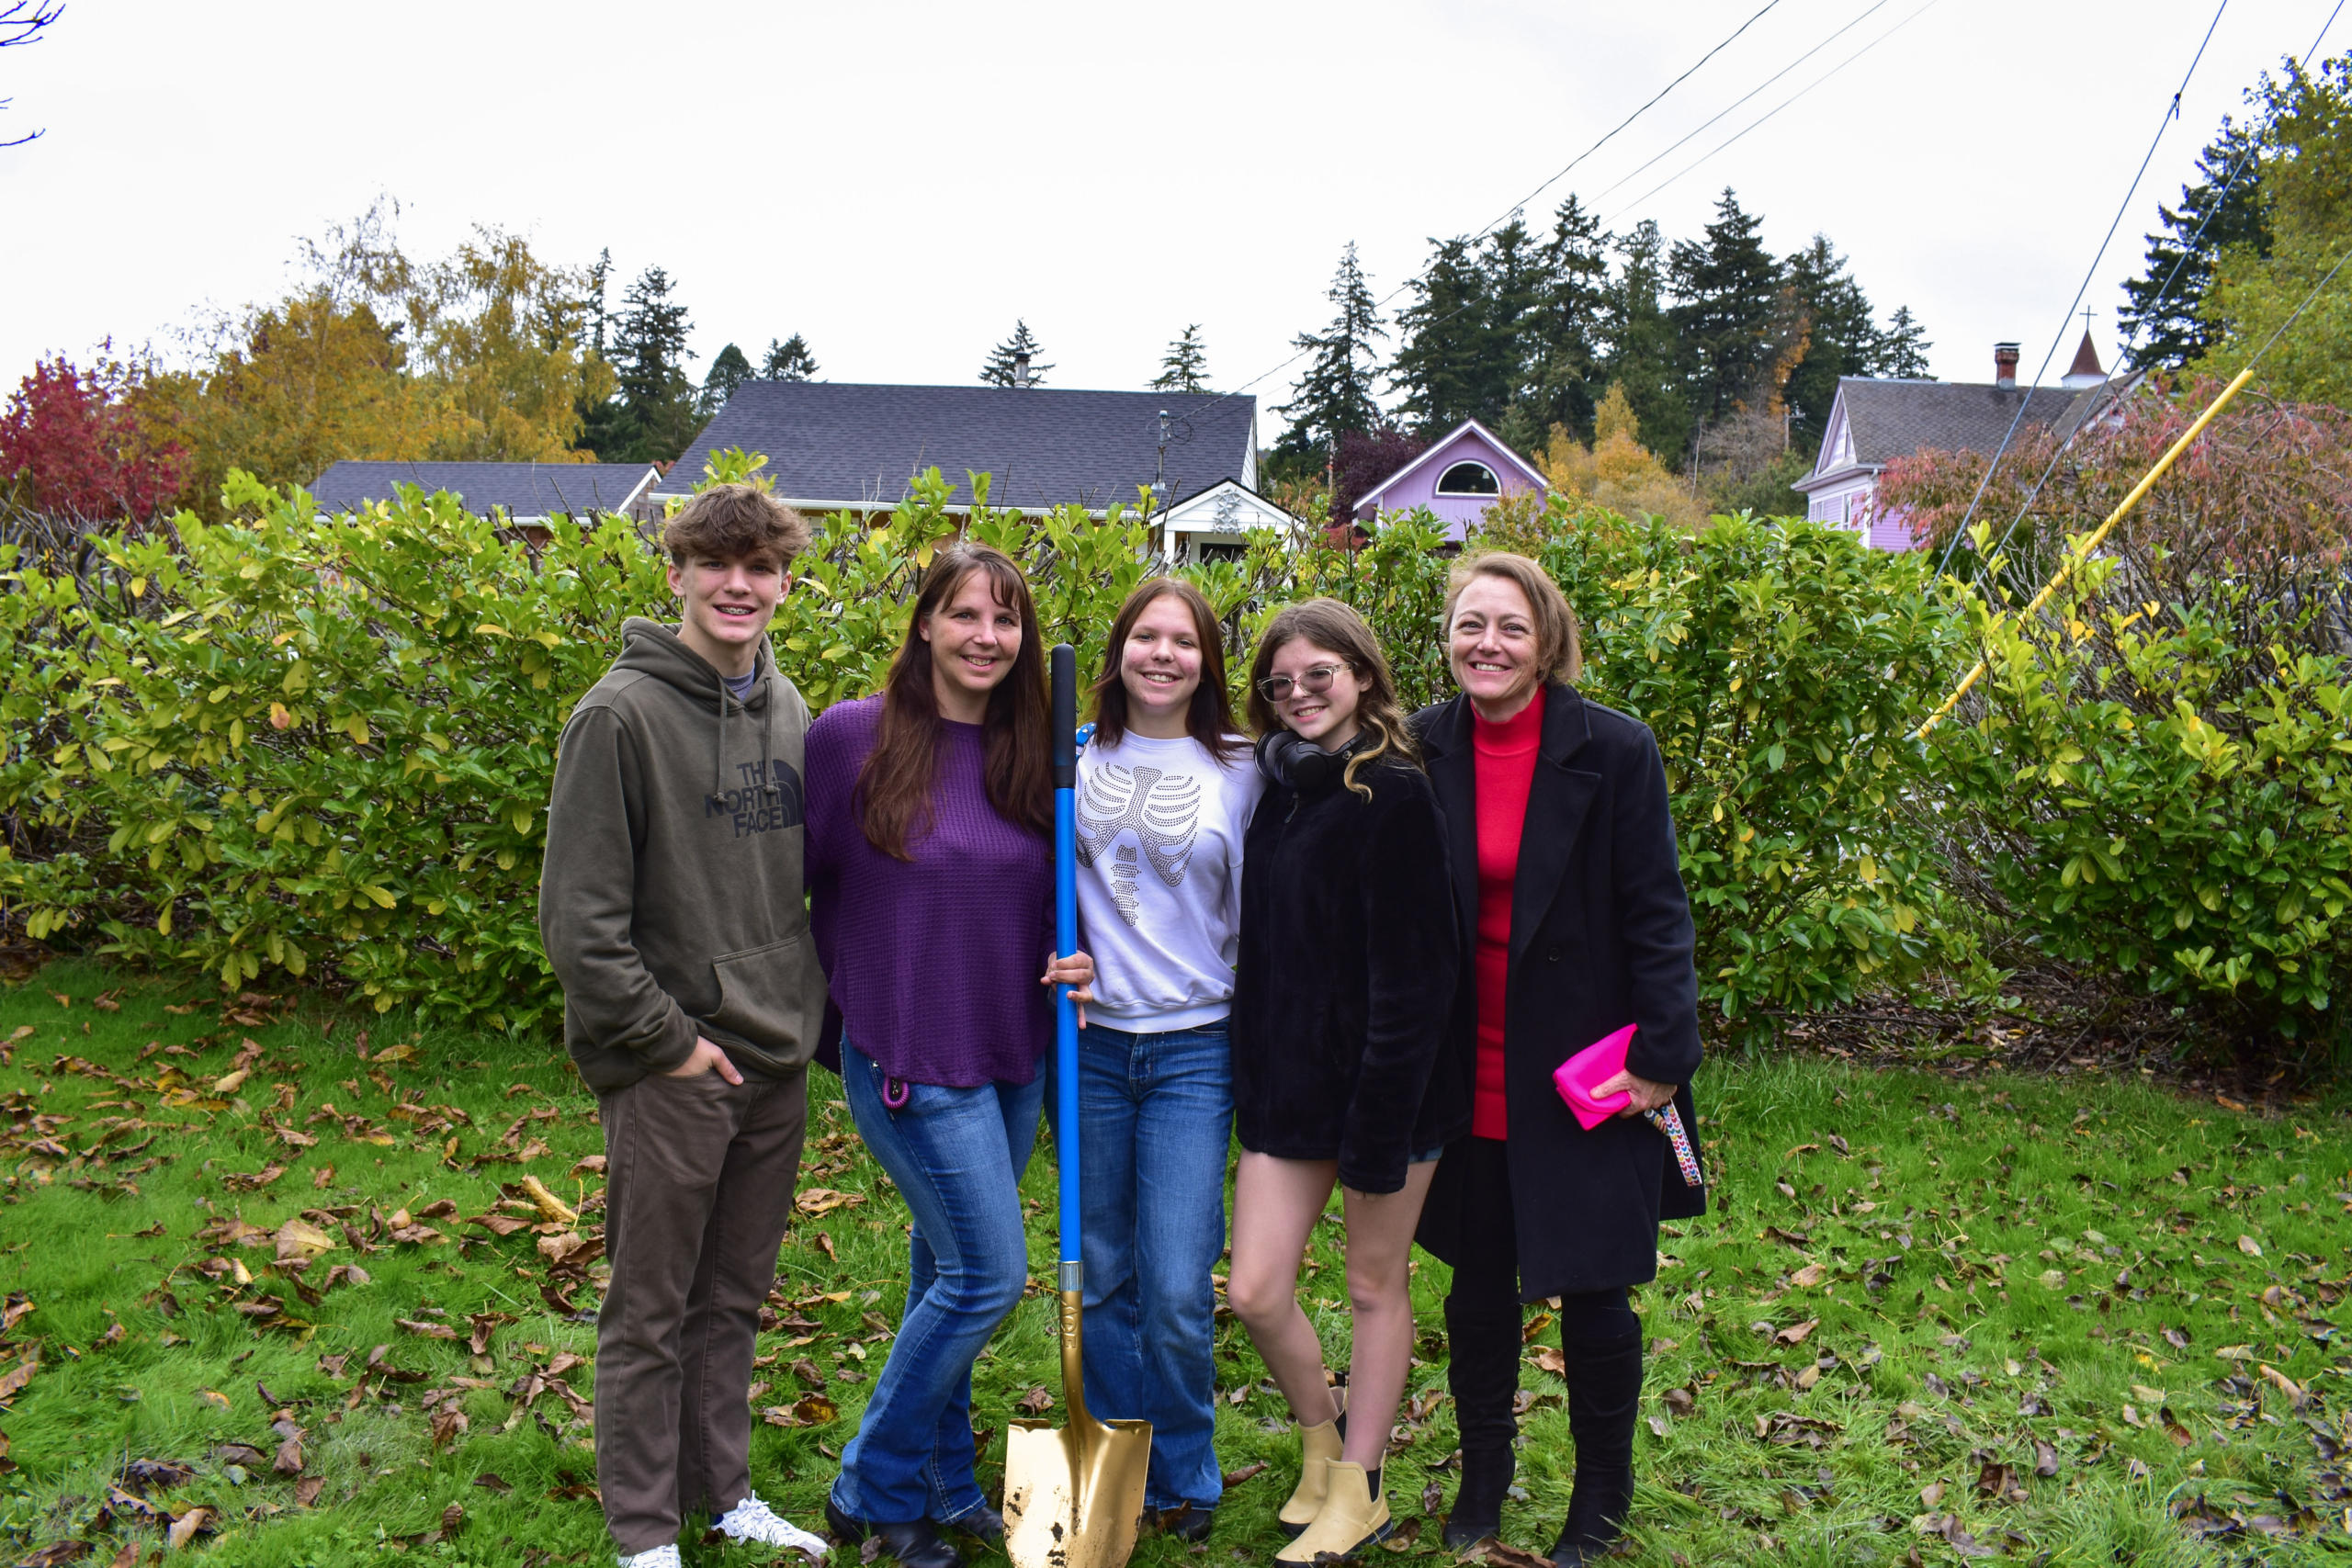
[1050,644,1080,1271]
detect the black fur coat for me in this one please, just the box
[1230,752,1464,1194]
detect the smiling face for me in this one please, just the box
[1268,637,1363,750]
[1118,592,1204,739]
[1449,572,1542,718]
[920,570,1024,719]
[668,548,788,679]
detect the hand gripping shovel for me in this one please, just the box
[1003,642,1152,1568]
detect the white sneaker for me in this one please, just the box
[716,1495,831,1559]
[618,1546,682,1568]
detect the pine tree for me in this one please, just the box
[762,333,820,381]
[1871,305,1933,378]
[699,343,752,417]
[1598,220,1692,467]
[979,321,1052,387]
[1151,324,1210,391]
[1668,188,1783,430]
[573,247,630,459]
[1508,195,1613,450]
[610,265,698,463]
[1781,234,1883,448]
[2119,114,2269,368]
[1391,214,1542,435]
[1272,242,1387,467]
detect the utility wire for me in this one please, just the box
[1589,0,1895,205]
[1930,0,2233,575]
[1603,0,1941,224]
[1159,1,1804,421]
[1940,0,2344,580]
[1471,0,1787,247]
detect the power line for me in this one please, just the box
[1940,0,2345,580]
[1602,0,1942,225]
[1167,1,1805,421]
[1589,0,1896,206]
[1471,0,1788,247]
[1930,0,2234,576]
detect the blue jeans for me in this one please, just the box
[1046,1020,1233,1512]
[831,1043,1045,1526]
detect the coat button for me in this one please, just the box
[1547,948,1562,963]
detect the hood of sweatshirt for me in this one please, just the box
[613,615,787,811]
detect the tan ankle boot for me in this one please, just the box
[1277,1413,1344,1538]
[1276,1461,1391,1563]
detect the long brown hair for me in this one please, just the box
[854,543,1052,859]
[1089,577,1246,761]
[1244,597,1419,798]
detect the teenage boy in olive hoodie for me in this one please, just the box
[540,484,832,1568]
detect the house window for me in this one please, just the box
[1434,461,1499,496]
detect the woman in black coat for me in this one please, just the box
[1227,597,1462,1566]
[1410,553,1705,1567]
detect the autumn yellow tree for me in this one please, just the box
[144,205,609,514]
[1535,384,1709,529]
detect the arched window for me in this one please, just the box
[1434,460,1500,496]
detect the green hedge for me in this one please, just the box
[1929,531,2352,1043]
[0,465,2083,1041]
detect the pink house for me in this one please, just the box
[1350,418,1546,541]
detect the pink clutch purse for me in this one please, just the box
[1554,1022,1639,1130]
[1553,1022,1705,1188]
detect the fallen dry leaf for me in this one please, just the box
[274,1218,339,1262]
[168,1506,211,1549]
[295,1475,324,1507]
[1789,1263,1826,1289]
[797,1187,867,1216]
[2237,1235,2264,1258]
[212,1068,251,1095]
[1016,1385,1054,1415]
[520,1175,578,1224]
[1774,1319,1820,1346]
[400,1317,461,1340]
[1528,1345,1566,1376]
[0,1358,37,1403]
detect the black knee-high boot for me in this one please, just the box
[1550,1329,1644,1566]
[1441,1293,1520,1548]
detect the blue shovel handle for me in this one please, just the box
[1050,643,1080,1276]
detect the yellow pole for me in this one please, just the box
[1911,366,2256,739]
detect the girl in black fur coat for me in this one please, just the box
[1227,598,1464,1565]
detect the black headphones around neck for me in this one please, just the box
[1255,729,1363,793]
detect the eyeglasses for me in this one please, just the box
[1256,663,1352,703]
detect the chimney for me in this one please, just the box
[1013,351,1033,389]
[1993,343,2020,389]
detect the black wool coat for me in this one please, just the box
[1231,753,1464,1195]
[1411,684,1707,1302]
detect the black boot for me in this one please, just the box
[1548,1329,1643,1566]
[1441,1293,1520,1550]
[825,1496,963,1568]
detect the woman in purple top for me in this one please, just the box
[807,543,1094,1568]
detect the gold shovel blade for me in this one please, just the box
[1002,1414,1152,1568]
[1001,1291,1152,1568]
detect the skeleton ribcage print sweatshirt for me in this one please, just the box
[1073,730,1263,1032]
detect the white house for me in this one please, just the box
[1158,478,1299,563]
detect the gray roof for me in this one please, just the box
[311,460,659,517]
[1834,378,2119,468]
[653,381,1258,512]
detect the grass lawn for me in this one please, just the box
[2,961,2348,1567]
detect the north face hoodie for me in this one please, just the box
[539,616,830,1091]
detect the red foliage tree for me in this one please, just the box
[0,354,189,523]
[1331,423,1429,525]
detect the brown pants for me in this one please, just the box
[596,1066,808,1555]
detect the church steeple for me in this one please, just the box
[2061,330,2107,389]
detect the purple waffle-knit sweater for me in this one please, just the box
[806,696,1053,1087]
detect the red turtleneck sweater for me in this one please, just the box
[1471,695,1544,1139]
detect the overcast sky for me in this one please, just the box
[1,0,2338,429]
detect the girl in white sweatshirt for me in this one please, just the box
[1057,576,1261,1540]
